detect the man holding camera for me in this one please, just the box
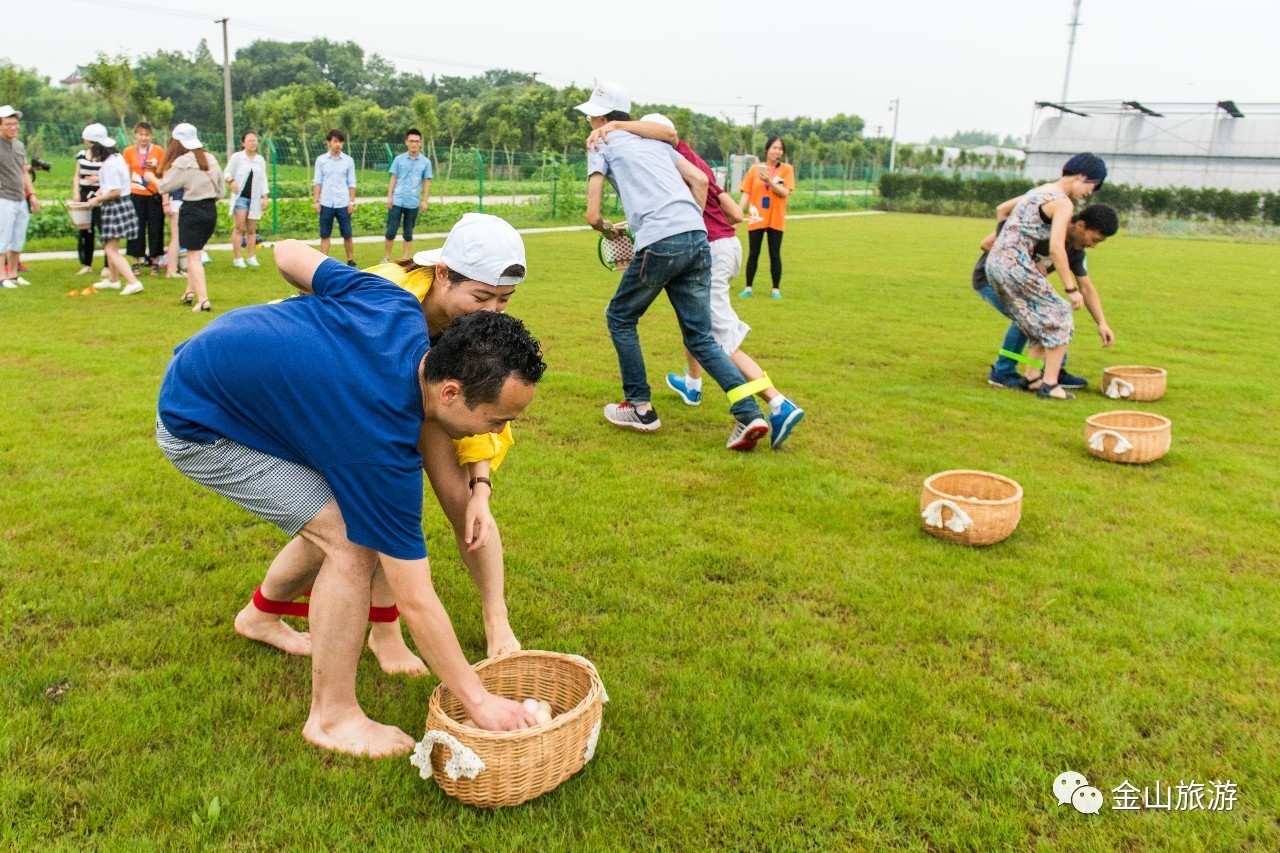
[0,105,39,289]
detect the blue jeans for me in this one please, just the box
[976,282,1067,379]
[384,205,419,241]
[605,231,762,422]
[318,205,352,239]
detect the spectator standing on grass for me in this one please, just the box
[313,129,357,266]
[0,105,39,290]
[78,124,145,297]
[586,113,806,449]
[983,152,1108,401]
[122,121,166,276]
[226,130,269,269]
[73,125,106,277]
[578,81,771,451]
[738,136,794,299]
[157,137,186,280]
[147,123,224,312]
[382,128,432,264]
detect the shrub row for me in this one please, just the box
[878,173,1280,225]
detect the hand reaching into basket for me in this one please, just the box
[468,692,537,731]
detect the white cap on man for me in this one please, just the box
[640,113,676,131]
[172,122,203,150]
[0,105,22,120]
[412,213,527,286]
[82,123,116,148]
[575,81,631,117]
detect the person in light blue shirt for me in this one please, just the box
[312,129,357,265]
[578,80,768,451]
[157,240,548,754]
[383,128,433,262]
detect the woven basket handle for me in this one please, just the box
[1089,429,1133,454]
[1105,377,1134,399]
[409,730,485,781]
[922,499,973,533]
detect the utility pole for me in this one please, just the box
[217,17,233,161]
[747,103,761,153]
[888,99,900,172]
[1061,0,1083,102]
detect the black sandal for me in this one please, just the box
[180,290,195,304]
[1036,382,1074,400]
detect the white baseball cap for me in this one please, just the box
[82,123,116,148]
[575,81,631,117]
[0,105,22,119]
[172,122,203,149]
[640,113,676,130]
[413,213,527,286]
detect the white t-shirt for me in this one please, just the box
[97,153,131,195]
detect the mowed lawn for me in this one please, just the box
[2,214,1277,850]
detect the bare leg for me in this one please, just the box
[298,501,414,757]
[383,238,394,260]
[104,240,141,285]
[320,236,331,256]
[367,564,429,676]
[245,219,258,259]
[401,241,412,261]
[683,347,782,402]
[231,210,246,260]
[343,237,355,263]
[234,535,320,655]
[188,251,209,310]
[166,214,180,276]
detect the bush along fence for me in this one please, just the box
[878,173,1280,225]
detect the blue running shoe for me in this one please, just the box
[770,290,782,300]
[769,399,805,449]
[1058,369,1088,390]
[665,372,702,406]
[738,288,753,298]
[987,371,1027,389]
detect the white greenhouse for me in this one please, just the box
[1025,101,1280,191]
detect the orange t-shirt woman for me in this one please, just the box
[738,136,795,299]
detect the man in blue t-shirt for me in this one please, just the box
[578,81,769,451]
[157,240,547,755]
[383,128,433,263]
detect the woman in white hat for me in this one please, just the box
[245,214,531,673]
[145,123,224,311]
[80,124,146,296]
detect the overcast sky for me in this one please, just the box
[8,0,1276,144]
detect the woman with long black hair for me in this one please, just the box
[738,135,794,299]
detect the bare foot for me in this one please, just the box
[485,619,521,658]
[367,621,430,676]
[235,602,311,656]
[302,711,414,758]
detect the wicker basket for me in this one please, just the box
[63,201,93,229]
[1085,410,1171,464]
[920,470,1023,546]
[411,650,606,808]
[1102,365,1167,401]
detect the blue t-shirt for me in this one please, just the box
[158,259,431,560]
[389,152,433,207]
[586,131,705,250]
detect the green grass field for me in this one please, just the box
[2,214,1278,849]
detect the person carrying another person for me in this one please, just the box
[983,152,1108,400]
[225,130,269,269]
[157,239,548,755]
[587,113,806,449]
[122,121,165,276]
[578,81,771,450]
[973,202,1119,389]
[313,129,357,266]
[382,128,432,264]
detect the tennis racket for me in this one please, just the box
[597,223,635,272]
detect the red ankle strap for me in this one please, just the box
[252,586,311,618]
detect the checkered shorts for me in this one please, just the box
[98,197,140,242]
[156,414,332,536]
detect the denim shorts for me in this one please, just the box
[233,197,252,212]
[319,205,353,239]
